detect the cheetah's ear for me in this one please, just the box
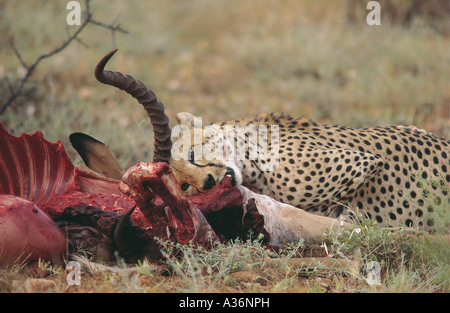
[176,112,196,126]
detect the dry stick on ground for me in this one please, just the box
[0,0,128,115]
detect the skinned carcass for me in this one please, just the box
[0,123,215,264]
[0,195,65,266]
[0,122,350,265]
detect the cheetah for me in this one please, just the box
[91,49,449,233]
[170,112,449,232]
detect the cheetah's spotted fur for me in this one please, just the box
[170,112,449,232]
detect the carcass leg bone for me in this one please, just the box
[120,162,352,249]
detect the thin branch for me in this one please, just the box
[89,19,129,34]
[10,39,28,68]
[0,0,128,115]
[0,14,90,114]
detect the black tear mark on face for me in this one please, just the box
[188,147,226,169]
[187,147,236,188]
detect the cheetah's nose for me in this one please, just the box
[203,174,216,190]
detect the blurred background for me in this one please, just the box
[0,0,448,169]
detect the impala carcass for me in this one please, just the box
[0,50,351,266]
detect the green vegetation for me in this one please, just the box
[2,222,448,292]
[324,218,450,292]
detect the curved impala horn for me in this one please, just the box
[95,49,172,163]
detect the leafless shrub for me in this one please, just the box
[0,0,128,115]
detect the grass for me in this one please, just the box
[324,219,450,292]
[0,1,448,293]
[2,222,448,293]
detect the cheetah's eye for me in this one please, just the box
[181,182,190,191]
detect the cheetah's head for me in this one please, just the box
[87,50,242,196]
[170,112,242,196]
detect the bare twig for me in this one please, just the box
[10,39,28,69]
[0,0,128,115]
[89,18,129,35]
